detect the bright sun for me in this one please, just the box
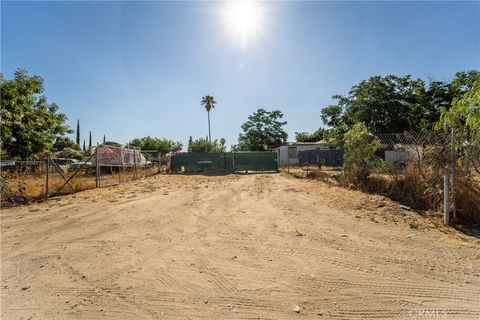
[223,1,263,48]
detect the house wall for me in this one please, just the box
[275,145,320,168]
[385,144,424,163]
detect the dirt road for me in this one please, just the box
[1,174,479,319]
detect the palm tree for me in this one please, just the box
[201,95,217,143]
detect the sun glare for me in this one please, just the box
[223,1,264,49]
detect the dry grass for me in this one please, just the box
[285,162,480,226]
[1,166,159,205]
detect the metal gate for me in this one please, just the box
[233,152,278,172]
[171,152,277,172]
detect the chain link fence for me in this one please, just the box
[0,144,164,205]
[369,129,480,224]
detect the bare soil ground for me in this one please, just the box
[1,173,479,319]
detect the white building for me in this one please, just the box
[272,141,327,167]
[385,144,424,163]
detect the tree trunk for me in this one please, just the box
[208,111,211,143]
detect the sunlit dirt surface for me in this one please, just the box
[1,173,479,319]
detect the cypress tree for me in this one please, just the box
[89,131,92,149]
[103,135,106,143]
[83,139,86,151]
[76,119,80,146]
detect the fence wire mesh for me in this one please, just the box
[0,144,163,205]
[369,129,479,223]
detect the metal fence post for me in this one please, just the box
[45,157,49,199]
[450,128,456,220]
[134,148,138,179]
[444,174,449,225]
[95,143,100,188]
[232,152,236,172]
[157,151,161,174]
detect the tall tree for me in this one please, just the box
[83,139,86,151]
[320,71,480,135]
[201,95,217,143]
[103,134,106,143]
[88,131,92,149]
[0,69,71,159]
[238,109,288,151]
[76,119,80,146]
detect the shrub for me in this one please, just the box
[342,123,380,187]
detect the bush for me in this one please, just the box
[188,138,226,153]
[55,147,84,160]
[342,123,380,187]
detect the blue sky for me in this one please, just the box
[2,1,479,148]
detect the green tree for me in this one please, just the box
[82,139,86,151]
[103,134,106,143]
[76,119,80,146]
[238,109,288,151]
[53,137,80,152]
[129,136,183,154]
[56,147,84,160]
[321,71,479,135]
[0,69,71,159]
[187,138,225,153]
[343,123,380,186]
[320,105,343,128]
[438,75,480,173]
[201,95,217,142]
[88,131,92,149]
[295,128,325,142]
[339,75,427,133]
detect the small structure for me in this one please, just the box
[91,144,142,166]
[385,144,424,164]
[272,141,328,167]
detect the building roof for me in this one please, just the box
[271,140,326,148]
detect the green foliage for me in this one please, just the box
[238,109,288,151]
[343,123,380,186]
[322,127,347,148]
[320,105,343,128]
[188,138,226,153]
[344,123,380,166]
[438,75,480,131]
[76,119,80,146]
[103,141,122,146]
[295,128,325,142]
[129,136,183,154]
[438,75,480,173]
[55,147,84,160]
[201,95,217,142]
[53,137,80,152]
[322,71,479,134]
[0,69,72,159]
[201,95,217,112]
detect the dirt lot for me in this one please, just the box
[1,173,479,319]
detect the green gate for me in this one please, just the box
[170,152,277,172]
[233,152,278,172]
[171,153,231,172]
